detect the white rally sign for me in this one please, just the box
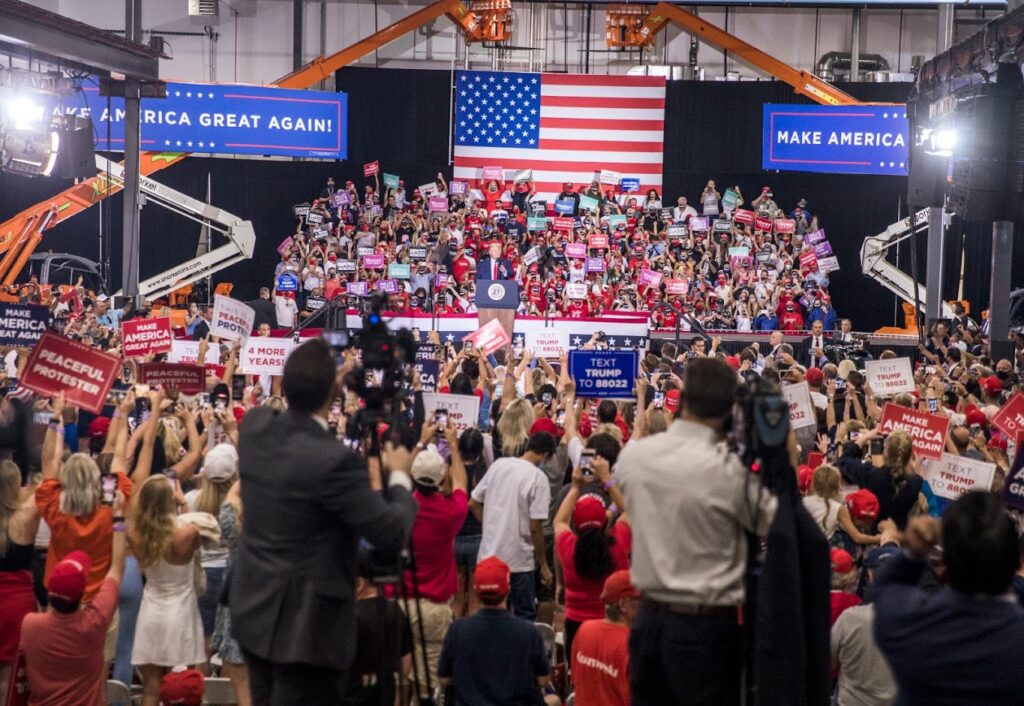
[240,338,296,376]
[783,382,817,429]
[864,358,916,396]
[526,329,570,359]
[921,452,996,500]
[210,295,255,341]
[422,392,480,434]
[167,340,221,365]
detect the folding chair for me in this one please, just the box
[202,677,238,705]
[534,622,557,665]
[104,679,131,705]
[566,694,576,706]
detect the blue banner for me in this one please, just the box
[619,178,640,193]
[276,274,299,292]
[569,350,638,400]
[554,199,575,215]
[62,80,347,159]
[0,304,48,346]
[762,104,908,176]
[414,344,440,393]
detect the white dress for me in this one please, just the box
[131,520,206,667]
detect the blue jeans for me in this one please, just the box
[199,566,225,636]
[113,556,143,689]
[509,571,536,621]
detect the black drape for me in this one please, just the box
[1,69,1021,325]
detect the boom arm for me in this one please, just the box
[860,208,955,319]
[638,2,861,107]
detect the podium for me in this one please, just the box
[476,279,518,345]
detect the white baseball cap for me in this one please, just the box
[200,443,238,481]
[411,449,446,488]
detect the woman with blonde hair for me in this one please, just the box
[803,465,880,551]
[0,460,36,696]
[129,475,204,706]
[843,429,924,530]
[494,397,535,459]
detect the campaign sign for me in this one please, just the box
[463,318,510,356]
[528,217,548,232]
[241,338,296,376]
[805,228,827,245]
[799,250,819,271]
[0,304,48,346]
[586,257,606,273]
[72,81,347,159]
[713,219,733,234]
[21,333,120,414]
[383,172,400,188]
[667,225,687,239]
[522,247,541,266]
[304,211,324,226]
[756,248,774,264]
[513,169,533,182]
[566,243,587,259]
[429,196,448,212]
[689,216,709,232]
[991,392,1024,440]
[599,169,620,185]
[276,273,299,292]
[566,283,588,300]
[137,363,205,394]
[310,225,331,240]
[608,215,627,230]
[773,219,796,234]
[210,295,255,341]
[422,392,480,434]
[638,268,662,288]
[276,236,293,255]
[620,178,640,192]
[363,254,386,269]
[418,182,440,198]
[526,329,570,359]
[728,246,750,258]
[408,247,428,261]
[588,234,608,250]
[722,189,739,211]
[879,402,950,460]
[413,344,440,392]
[733,209,754,225]
[122,317,173,358]
[293,203,311,218]
[167,340,221,366]
[389,263,411,279]
[553,217,574,231]
[569,350,638,400]
[865,358,916,395]
[818,256,840,273]
[348,281,369,296]
[783,382,816,429]
[363,161,379,177]
[377,279,400,294]
[337,259,357,273]
[331,191,350,207]
[579,195,599,213]
[356,246,375,258]
[814,241,834,258]
[554,200,575,215]
[481,166,503,181]
[665,279,689,296]
[1004,435,1024,512]
[762,103,908,176]
[449,180,467,195]
[922,453,996,500]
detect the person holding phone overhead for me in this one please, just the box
[840,430,923,531]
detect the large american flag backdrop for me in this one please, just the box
[452,70,666,200]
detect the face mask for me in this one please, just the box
[997,370,1010,380]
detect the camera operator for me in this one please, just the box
[228,339,417,705]
[616,357,777,704]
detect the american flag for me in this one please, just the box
[452,70,666,201]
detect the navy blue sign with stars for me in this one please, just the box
[455,70,541,149]
[62,80,347,159]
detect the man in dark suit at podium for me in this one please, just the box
[477,241,514,281]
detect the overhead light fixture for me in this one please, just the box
[4,97,46,130]
[1,127,60,177]
[930,129,958,156]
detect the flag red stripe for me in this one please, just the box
[539,117,665,131]
[454,156,663,173]
[541,74,667,87]
[527,181,661,193]
[541,95,665,109]
[537,138,663,152]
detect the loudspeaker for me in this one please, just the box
[56,118,96,180]
[907,144,948,209]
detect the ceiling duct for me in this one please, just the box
[816,51,891,82]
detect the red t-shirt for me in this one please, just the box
[830,590,861,625]
[404,489,469,602]
[20,576,119,706]
[570,619,631,706]
[556,521,632,622]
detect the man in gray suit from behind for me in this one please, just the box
[229,338,417,705]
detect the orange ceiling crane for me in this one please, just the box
[631,2,861,107]
[0,0,491,282]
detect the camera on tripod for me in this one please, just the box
[733,372,790,475]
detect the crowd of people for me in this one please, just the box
[260,172,842,332]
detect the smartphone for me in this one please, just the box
[231,374,246,402]
[213,395,227,413]
[134,395,151,420]
[927,398,938,412]
[653,391,665,409]
[541,391,553,405]
[122,363,132,381]
[870,437,885,456]
[970,423,982,436]
[464,340,474,352]
[925,366,936,375]
[556,408,566,428]
[198,392,210,409]
[434,408,448,427]
[100,473,117,506]
[580,449,595,477]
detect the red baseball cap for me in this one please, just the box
[988,434,1008,450]
[805,367,824,386]
[965,407,988,428]
[46,550,91,603]
[664,388,680,414]
[88,416,111,439]
[830,548,854,575]
[601,569,641,603]
[573,496,607,532]
[530,417,562,439]
[846,489,880,522]
[724,355,741,370]
[474,556,511,598]
[160,668,205,705]
[797,465,815,494]
[982,376,1003,396]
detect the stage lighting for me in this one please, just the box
[1,126,60,177]
[931,129,958,156]
[4,97,46,130]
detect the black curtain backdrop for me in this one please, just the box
[0,67,1020,328]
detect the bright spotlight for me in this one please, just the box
[1,127,60,177]
[933,129,958,152]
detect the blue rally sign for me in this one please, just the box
[569,350,638,400]
[762,104,908,176]
[63,80,347,159]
